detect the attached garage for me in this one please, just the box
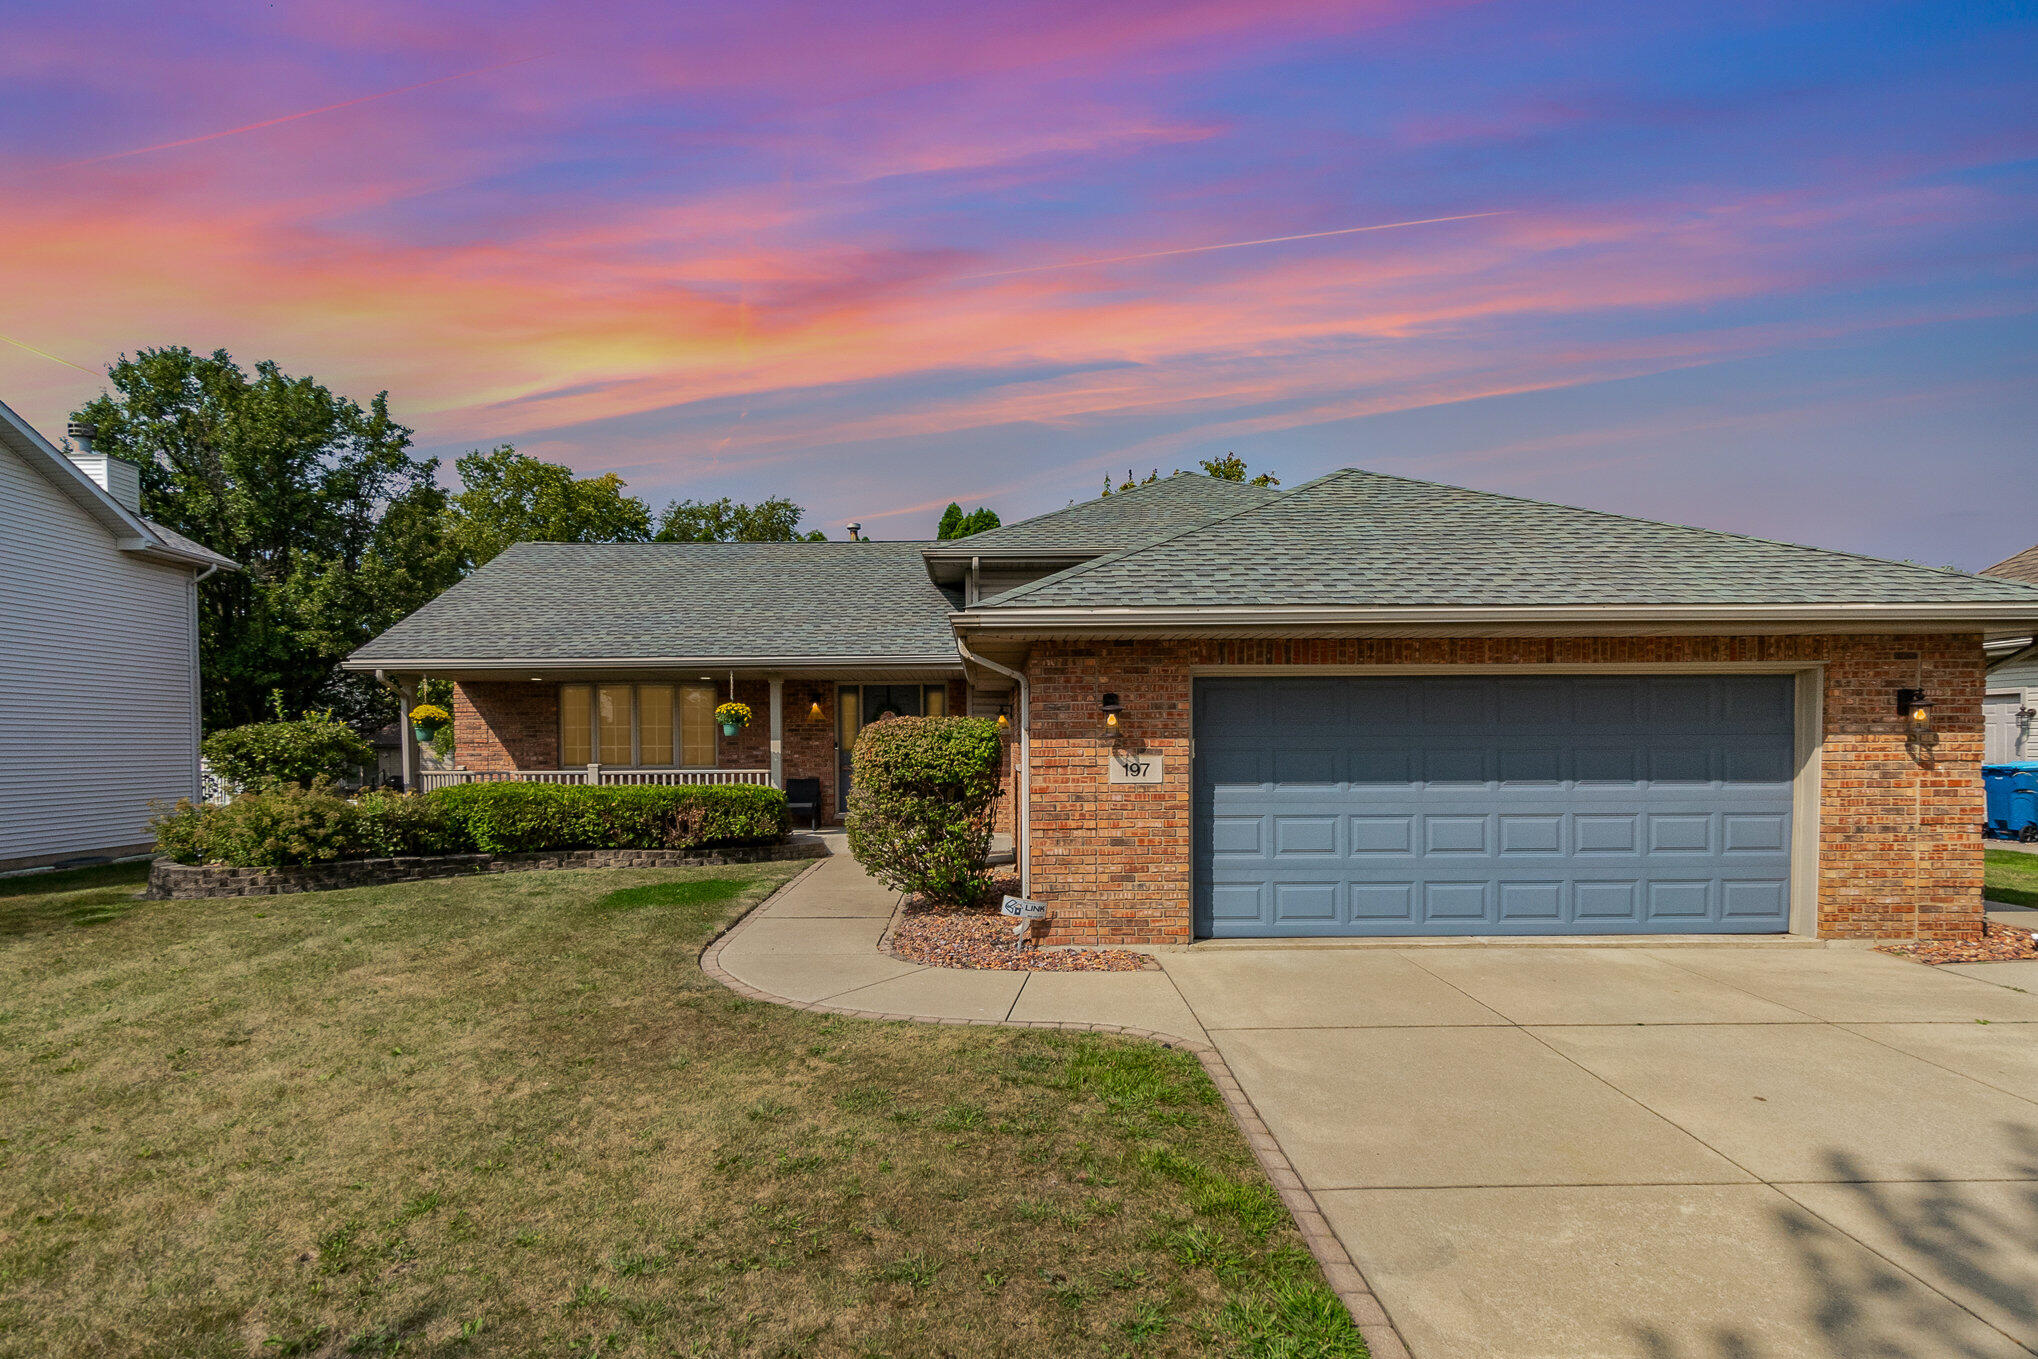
[1193,674,1800,938]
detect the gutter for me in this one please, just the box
[951,600,2038,633]
[954,635,1030,898]
[339,655,965,674]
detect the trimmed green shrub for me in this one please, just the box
[150,782,787,868]
[148,800,209,865]
[199,781,360,868]
[354,788,470,857]
[202,711,374,790]
[845,716,1004,904]
[430,782,788,854]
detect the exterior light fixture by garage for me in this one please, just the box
[1100,693,1122,730]
[1898,687,1933,732]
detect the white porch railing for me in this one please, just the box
[419,767,774,791]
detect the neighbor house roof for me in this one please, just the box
[0,398,236,572]
[960,469,2038,625]
[346,540,963,669]
[1986,544,2038,585]
[924,472,1283,557]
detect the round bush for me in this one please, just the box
[202,712,374,790]
[845,716,1005,904]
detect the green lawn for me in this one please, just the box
[1985,848,2038,908]
[0,861,1363,1358]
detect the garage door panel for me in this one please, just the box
[1498,881,1564,920]
[1722,880,1788,918]
[1647,814,1713,854]
[1272,816,1339,856]
[1723,814,1787,853]
[1575,880,1642,920]
[1424,881,1492,920]
[1499,815,1564,854]
[1273,881,1340,923]
[1194,675,1795,937]
[1351,882,1415,920]
[1647,880,1712,919]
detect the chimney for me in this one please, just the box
[64,421,141,515]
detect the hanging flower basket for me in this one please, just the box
[715,701,752,737]
[408,702,450,745]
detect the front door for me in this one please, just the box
[836,684,926,809]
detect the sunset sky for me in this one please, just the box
[3,1,2034,564]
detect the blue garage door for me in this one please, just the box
[1194,675,1796,937]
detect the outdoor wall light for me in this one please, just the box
[808,700,824,720]
[995,709,1010,731]
[1100,693,1123,730]
[1897,688,1933,731]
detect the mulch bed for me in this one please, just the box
[886,895,1156,972]
[1876,918,2038,965]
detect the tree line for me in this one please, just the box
[73,345,1272,732]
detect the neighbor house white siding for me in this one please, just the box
[0,441,201,866]
[1988,647,2038,763]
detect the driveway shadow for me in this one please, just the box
[1633,1126,2038,1359]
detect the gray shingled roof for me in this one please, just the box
[349,540,961,665]
[1986,543,2038,585]
[143,519,237,571]
[934,472,1282,554]
[976,469,2038,610]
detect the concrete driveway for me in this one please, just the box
[715,853,2038,1357]
[1165,944,2038,1359]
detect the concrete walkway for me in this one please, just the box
[707,851,2038,1359]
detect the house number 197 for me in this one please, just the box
[1108,752,1164,784]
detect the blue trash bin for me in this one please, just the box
[1984,762,2038,841]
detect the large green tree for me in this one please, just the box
[934,503,1002,539]
[73,347,459,732]
[447,445,655,567]
[655,495,825,542]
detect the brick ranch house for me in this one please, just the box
[347,469,2038,946]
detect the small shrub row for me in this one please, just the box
[151,782,789,868]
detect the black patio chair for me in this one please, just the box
[784,777,822,831]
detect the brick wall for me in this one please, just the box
[1022,634,1985,945]
[453,682,558,771]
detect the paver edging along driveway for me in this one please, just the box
[698,852,1412,1359]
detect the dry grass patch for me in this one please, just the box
[0,861,1362,1358]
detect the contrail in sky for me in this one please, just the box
[958,210,1512,279]
[59,56,537,168]
[0,332,101,376]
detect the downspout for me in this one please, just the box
[189,564,219,799]
[955,635,1029,897]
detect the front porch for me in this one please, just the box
[392,669,968,824]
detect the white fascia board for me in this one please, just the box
[340,654,966,674]
[950,601,2038,632]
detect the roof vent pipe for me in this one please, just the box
[64,421,142,515]
[845,521,862,541]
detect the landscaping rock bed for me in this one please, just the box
[1876,917,2038,965]
[146,839,827,900]
[887,897,1155,972]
